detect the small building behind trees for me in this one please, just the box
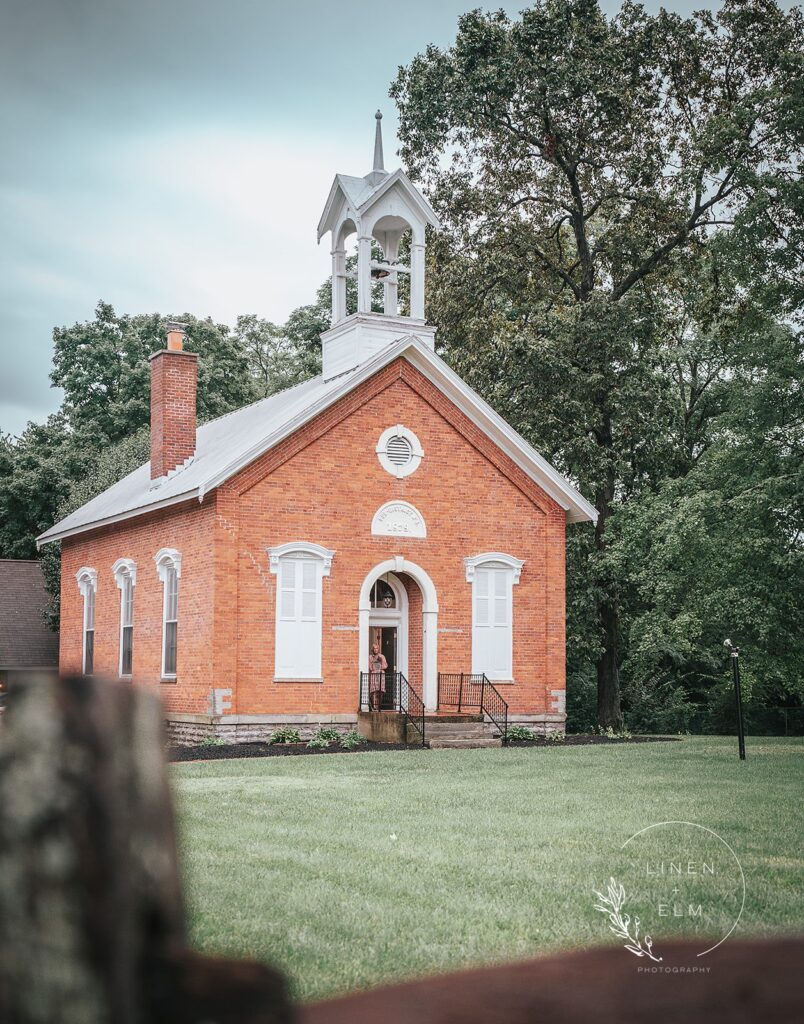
[0,559,59,694]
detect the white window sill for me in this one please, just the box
[485,679,515,685]
[273,677,324,684]
[160,675,177,684]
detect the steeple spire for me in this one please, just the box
[365,110,388,187]
[373,109,384,173]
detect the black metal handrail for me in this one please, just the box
[437,672,508,743]
[359,671,426,746]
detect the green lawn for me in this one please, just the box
[173,737,804,1002]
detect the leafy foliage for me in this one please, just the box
[392,0,804,727]
[506,725,537,742]
[339,730,367,750]
[1,300,321,613]
[307,727,341,749]
[269,727,302,745]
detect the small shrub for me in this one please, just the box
[506,725,536,742]
[307,726,340,749]
[596,725,632,740]
[339,730,366,750]
[547,730,566,742]
[270,726,301,745]
[199,734,225,747]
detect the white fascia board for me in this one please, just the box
[36,487,199,547]
[357,169,442,230]
[317,176,345,241]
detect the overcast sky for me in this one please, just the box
[0,0,779,437]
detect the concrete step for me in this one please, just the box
[424,714,483,724]
[424,723,489,735]
[428,737,503,749]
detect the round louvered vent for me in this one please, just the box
[376,425,423,478]
[385,435,413,466]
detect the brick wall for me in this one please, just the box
[401,573,423,692]
[59,499,216,714]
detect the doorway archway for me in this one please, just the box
[359,558,438,710]
[368,572,409,687]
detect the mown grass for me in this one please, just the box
[173,737,803,1002]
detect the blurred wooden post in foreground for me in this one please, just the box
[0,674,293,1024]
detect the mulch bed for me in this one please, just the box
[168,734,678,762]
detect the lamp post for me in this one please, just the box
[724,640,746,761]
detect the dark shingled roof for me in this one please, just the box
[0,560,59,669]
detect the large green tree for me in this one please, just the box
[392,0,803,726]
[50,302,259,444]
[1,301,320,564]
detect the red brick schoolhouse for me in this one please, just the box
[38,115,596,745]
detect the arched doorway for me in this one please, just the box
[368,573,408,708]
[359,558,438,710]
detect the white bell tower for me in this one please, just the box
[317,111,440,380]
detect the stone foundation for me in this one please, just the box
[166,711,565,745]
[507,713,566,736]
[165,713,358,746]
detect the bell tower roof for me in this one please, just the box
[316,112,440,242]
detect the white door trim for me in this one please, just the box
[368,572,408,678]
[359,557,439,710]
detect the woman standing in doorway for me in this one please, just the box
[369,640,387,711]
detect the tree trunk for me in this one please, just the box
[596,598,623,730]
[0,673,292,1024]
[594,425,623,731]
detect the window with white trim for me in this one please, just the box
[154,548,182,678]
[76,567,97,675]
[465,553,524,681]
[112,558,137,677]
[268,542,335,680]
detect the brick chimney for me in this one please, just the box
[149,321,198,480]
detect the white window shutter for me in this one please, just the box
[275,555,324,678]
[472,565,513,680]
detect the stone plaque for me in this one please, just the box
[371,500,427,538]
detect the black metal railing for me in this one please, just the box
[359,671,426,746]
[437,672,509,743]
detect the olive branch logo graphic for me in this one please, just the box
[593,878,662,962]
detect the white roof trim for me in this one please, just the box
[38,487,199,546]
[356,169,441,229]
[37,336,596,546]
[317,168,441,241]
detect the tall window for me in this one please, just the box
[76,568,97,676]
[154,549,182,678]
[113,558,137,677]
[268,542,335,680]
[465,553,524,681]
